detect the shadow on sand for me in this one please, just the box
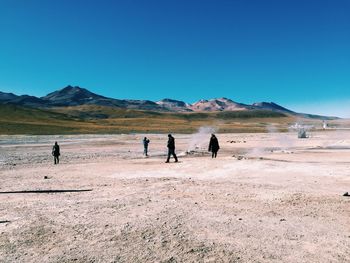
[0,189,93,194]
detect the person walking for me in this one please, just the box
[143,137,150,156]
[52,141,60,164]
[208,134,220,158]
[165,134,178,163]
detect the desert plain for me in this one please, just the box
[0,130,349,262]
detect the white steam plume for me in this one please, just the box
[188,126,217,152]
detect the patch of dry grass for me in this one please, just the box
[0,103,341,134]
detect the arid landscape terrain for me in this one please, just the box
[2,0,349,261]
[0,86,338,135]
[1,130,349,262]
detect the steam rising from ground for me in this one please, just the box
[289,122,314,132]
[188,126,217,152]
[247,125,298,157]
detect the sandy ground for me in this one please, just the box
[0,131,349,262]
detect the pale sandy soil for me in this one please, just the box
[0,131,349,262]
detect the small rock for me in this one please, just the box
[280,218,286,221]
[343,192,349,196]
[44,176,49,179]
[238,218,242,221]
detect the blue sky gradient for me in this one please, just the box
[0,0,349,116]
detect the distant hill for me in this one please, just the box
[252,102,294,113]
[0,92,48,107]
[0,103,292,134]
[0,85,339,119]
[0,91,18,101]
[156,98,192,112]
[0,100,339,135]
[190,98,250,112]
[42,85,122,107]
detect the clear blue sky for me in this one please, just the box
[0,0,349,116]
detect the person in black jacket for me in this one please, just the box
[208,134,220,158]
[165,134,178,163]
[52,141,60,164]
[143,137,150,156]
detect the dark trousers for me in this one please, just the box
[211,151,218,158]
[144,146,148,156]
[54,155,59,164]
[166,148,178,162]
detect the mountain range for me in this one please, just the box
[0,85,325,117]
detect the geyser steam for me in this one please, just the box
[188,126,217,152]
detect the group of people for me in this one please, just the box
[52,134,220,165]
[143,134,181,162]
[142,133,220,163]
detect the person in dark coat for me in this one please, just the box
[208,134,220,158]
[52,141,60,164]
[143,137,150,156]
[165,134,178,163]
